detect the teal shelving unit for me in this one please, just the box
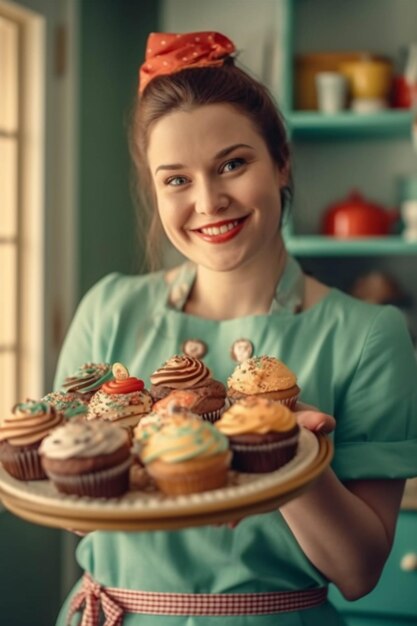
[280,0,417,260]
[286,110,414,139]
[286,235,417,257]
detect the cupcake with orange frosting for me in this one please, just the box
[150,356,227,422]
[215,396,299,473]
[0,399,63,480]
[87,363,152,434]
[62,362,113,401]
[140,412,231,495]
[227,356,300,409]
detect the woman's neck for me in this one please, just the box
[184,239,288,320]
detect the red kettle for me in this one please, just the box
[322,190,399,237]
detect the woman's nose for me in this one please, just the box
[194,178,229,215]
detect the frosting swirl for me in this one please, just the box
[39,420,128,459]
[141,414,228,464]
[0,400,63,446]
[62,362,113,394]
[150,355,211,388]
[215,397,297,435]
[227,356,297,394]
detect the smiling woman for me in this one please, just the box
[52,30,417,626]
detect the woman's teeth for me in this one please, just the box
[200,220,239,236]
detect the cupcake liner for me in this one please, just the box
[0,447,47,481]
[230,435,299,473]
[201,403,228,424]
[147,453,231,496]
[44,456,133,498]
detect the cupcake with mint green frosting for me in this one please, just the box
[140,413,231,495]
[0,399,63,480]
[42,391,89,420]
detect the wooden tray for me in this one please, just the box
[0,430,332,531]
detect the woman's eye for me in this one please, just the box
[166,175,188,187]
[221,158,245,174]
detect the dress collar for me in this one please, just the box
[165,254,304,315]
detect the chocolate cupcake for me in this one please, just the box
[40,420,132,498]
[227,356,300,409]
[150,356,227,422]
[0,399,63,480]
[215,396,300,473]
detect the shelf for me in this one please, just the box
[285,235,417,257]
[285,110,414,139]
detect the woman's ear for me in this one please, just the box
[279,160,291,189]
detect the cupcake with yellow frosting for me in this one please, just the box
[0,399,63,480]
[215,397,299,473]
[140,412,231,495]
[227,356,300,409]
[87,363,152,434]
[150,356,227,422]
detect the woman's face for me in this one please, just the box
[146,103,287,272]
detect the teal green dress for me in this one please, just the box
[54,257,417,626]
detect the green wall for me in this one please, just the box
[78,0,159,295]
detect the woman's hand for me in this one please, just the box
[294,401,336,434]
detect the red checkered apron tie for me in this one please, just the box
[67,573,328,625]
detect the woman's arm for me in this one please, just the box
[281,405,405,600]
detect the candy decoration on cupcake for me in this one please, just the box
[101,363,145,394]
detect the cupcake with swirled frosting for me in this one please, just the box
[39,420,132,497]
[62,362,113,401]
[150,356,227,423]
[140,413,231,495]
[227,356,300,409]
[215,397,299,473]
[87,363,152,434]
[0,400,63,480]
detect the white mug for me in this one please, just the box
[315,72,347,114]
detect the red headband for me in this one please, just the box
[139,31,236,94]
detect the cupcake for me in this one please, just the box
[150,355,227,422]
[39,420,132,498]
[87,363,152,433]
[0,400,63,480]
[215,397,300,473]
[140,412,231,495]
[227,356,300,409]
[62,362,113,401]
[42,391,89,420]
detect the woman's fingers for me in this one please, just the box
[294,402,336,434]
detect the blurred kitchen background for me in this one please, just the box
[1,1,417,624]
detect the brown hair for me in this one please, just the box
[129,60,292,271]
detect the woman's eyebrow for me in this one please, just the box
[154,143,254,175]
